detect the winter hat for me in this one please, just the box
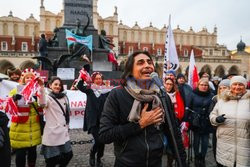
[219,79,230,87]
[212,76,219,81]
[230,76,247,87]
[177,73,185,80]
[165,70,176,77]
[21,68,38,84]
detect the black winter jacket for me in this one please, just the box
[186,89,214,133]
[99,86,186,167]
[76,80,109,132]
[0,112,11,167]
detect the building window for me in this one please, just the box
[222,50,226,56]
[143,47,148,51]
[157,48,162,56]
[209,49,213,56]
[21,42,28,52]
[184,49,188,57]
[1,41,8,51]
[128,46,133,55]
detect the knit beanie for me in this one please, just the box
[165,70,176,77]
[230,76,247,87]
[177,73,185,80]
[219,79,230,87]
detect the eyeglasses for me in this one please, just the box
[199,84,209,87]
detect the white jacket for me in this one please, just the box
[38,88,70,146]
[210,90,250,167]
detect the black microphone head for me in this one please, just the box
[150,72,158,79]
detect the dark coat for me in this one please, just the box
[186,89,214,133]
[99,86,186,167]
[39,38,48,56]
[76,80,109,132]
[178,83,193,107]
[0,112,11,167]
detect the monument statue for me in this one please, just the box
[69,15,91,61]
[32,54,71,75]
[48,27,59,47]
[71,15,90,37]
[99,30,115,51]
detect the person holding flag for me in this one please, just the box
[8,68,44,167]
[76,68,112,167]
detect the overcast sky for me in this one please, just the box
[0,0,249,50]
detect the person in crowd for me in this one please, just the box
[9,68,44,167]
[38,76,73,167]
[222,73,237,80]
[199,72,215,92]
[6,67,22,155]
[164,78,185,124]
[210,76,250,167]
[7,67,22,83]
[0,110,11,167]
[39,34,48,69]
[186,78,214,167]
[176,73,193,107]
[76,71,111,167]
[99,51,186,167]
[211,76,220,94]
[39,34,48,57]
[208,79,230,167]
[164,77,188,166]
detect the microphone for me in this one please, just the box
[150,72,166,92]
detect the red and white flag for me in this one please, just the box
[108,50,118,65]
[188,50,199,89]
[20,78,40,103]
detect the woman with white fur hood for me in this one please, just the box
[210,76,250,167]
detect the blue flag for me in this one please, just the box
[65,29,93,51]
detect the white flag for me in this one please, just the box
[163,15,179,78]
[188,50,199,89]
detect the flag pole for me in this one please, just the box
[167,15,171,70]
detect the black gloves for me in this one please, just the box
[216,114,226,123]
[12,94,22,101]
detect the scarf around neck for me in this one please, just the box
[167,91,176,103]
[91,84,113,98]
[49,91,66,99]
[125,79,164,125]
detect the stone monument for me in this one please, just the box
[46,0,121,86]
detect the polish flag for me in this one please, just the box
[108,50,118,65]
[188,50,199,89]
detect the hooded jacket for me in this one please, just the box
[210,90,250,167]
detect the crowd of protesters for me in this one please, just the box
[0,50,249,167]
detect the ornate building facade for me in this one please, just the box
[0,0,248,80]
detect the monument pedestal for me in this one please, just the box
[45,0,122,87]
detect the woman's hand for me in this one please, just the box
[139,103,163,129]
[36,77,44,87]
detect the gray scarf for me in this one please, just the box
[125,79,164,125]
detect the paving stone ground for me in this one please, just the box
[11,129,217,167]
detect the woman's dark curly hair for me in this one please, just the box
[121,51,154,86]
